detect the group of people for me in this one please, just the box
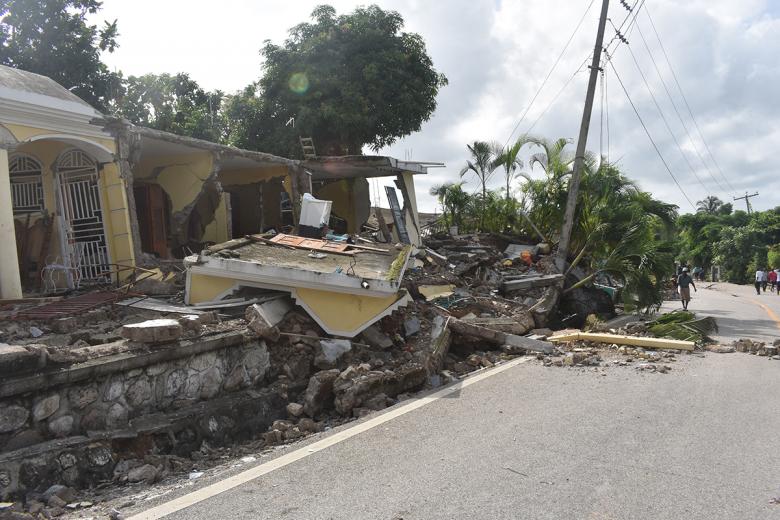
[754,267,780,295]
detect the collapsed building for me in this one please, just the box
[0,65,578,513]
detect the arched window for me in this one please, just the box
[9,154,44,214]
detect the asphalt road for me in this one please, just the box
[125,325,780,519]
[660,281,780,343]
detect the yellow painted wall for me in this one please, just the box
[136,152,213,214]
[202,193,229,244]
[186,272,236,304]
[294,288,400,333]
[9,138,135,282]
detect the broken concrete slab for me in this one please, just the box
[461,316,533,336]
[245,304,281,342]
[417,284,456,301]
[502,274,564,292]
[360,324,393,349]
[121,319,183,344]
[447,317,553,355]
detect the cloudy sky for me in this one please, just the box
[91,0,780,214]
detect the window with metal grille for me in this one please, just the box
[9,154,44,214]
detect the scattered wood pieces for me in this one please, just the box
[548,332,695,351]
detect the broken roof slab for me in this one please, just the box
[303,155,443,180]
[184,240,413,337]
[186,241,410,299]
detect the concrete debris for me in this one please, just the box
[121,319,183,344]
[318,339,352,364]
[360,324,394,349]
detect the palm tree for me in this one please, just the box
[696,196,723,214]
[460,141,498,229]
[492,138,533,200]
[429,182,471,231]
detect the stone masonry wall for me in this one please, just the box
[0,334,277,499]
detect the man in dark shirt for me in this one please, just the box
[677,267,697,310]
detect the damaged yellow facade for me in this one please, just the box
[0,64,440,337]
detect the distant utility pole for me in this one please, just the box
[556,0,610,271]
[734,192,759,214]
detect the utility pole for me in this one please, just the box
[734,192,759,215]
[555,0,610,271]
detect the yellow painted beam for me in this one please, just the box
[548,332,695,351]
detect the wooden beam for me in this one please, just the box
[548,332,695,351]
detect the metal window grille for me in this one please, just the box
[9,154,44,214]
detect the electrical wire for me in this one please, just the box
[624,42,713,194]
[634,17,728,193]
[503,0,596,147]
[643,7,736,192]
[605,53,696,210]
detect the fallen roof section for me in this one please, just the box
[184,237,414,337]
[303,155,443,180]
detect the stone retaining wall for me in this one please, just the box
[0,332,278,499]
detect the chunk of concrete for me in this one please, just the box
[319,339,352,363]
[403,317,421,337]
[0,344,43,375]
[245,304,282,342]
[360,324,393,349]
[121,319,183,344]
[303,369,341,417]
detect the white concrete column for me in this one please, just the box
[0,147,22,298]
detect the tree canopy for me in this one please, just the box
[254,4,448,156]
[114,73,224,142]
[0,0,120,111]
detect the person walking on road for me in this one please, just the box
[755,268,766,295]
[677,267,696,310]
[769,267,778,293]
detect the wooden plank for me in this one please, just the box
[548,332,695,351]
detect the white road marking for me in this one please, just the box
[128,356,534,519]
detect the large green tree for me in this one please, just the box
[115,73,224,142]
[252,4,447,156]
[0,0,120,112]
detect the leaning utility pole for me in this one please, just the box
[555,0,610,271]
[734,192,759,215]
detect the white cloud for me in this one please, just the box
[91,0,780,213]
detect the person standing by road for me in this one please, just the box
[677,267,696,310]
[755,268,766,295]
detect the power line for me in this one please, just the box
[633,19,728,194]
[522,54,591,138]
[624,41,713,194]
[503,0,596,147]
[605,53,696,210]
[643,7,736,192]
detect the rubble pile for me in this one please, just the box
[0,231,618,514]
[541,339,678,374]
[730,338,780,359]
